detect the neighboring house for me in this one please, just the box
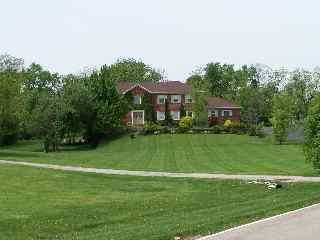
[117,81,240,126]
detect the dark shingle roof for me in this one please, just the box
[206,97,240,109]
[117,81,192,94]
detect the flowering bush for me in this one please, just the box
[224,119,232,127]
[179,116,193,129]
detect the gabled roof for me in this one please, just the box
[117,81,192,94]
[206,97,240,109]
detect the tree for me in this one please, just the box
[270,92,296,144]
[85,65,128,145]
[186,74,207,90]
[0,54,24,145]
[304,96,320,169]
[60,74,96,144]
[285,69,317,121]
[29,92,64,152]
[109,58,164,83]
[20,63,63,142]
[193,90,208,127]
[23,63,61,92]
[204,62,227,97]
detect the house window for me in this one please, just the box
[133,95,141,105]
[157,95,167,104]
[157,111,165,121]
[171,111,180,120]
[185,95,193,103]
[208,109,218,117]
[223,110,233,117]
[186,111,194,118]
[171,95,181,104]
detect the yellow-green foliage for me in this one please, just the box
[224,119,232,127]
[179,116,193,129]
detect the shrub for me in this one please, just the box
[211,125,224,134]
[179,116,193,129]
[143,122,164,135]
[224,120,232,127]
[229,123,249,135]
[208,117,218,127]
[0,134,18,146]
[248,125,257,136]
[247,124,265,137]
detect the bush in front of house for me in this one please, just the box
[211,125,225,134]
[224,120,232,127]
[179,116,193,129]
[177,116,193,133]
[208,117,219,127]
[143,122,164,135]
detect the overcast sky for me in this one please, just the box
[2,0,320,80]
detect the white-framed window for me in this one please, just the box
[170,111,180,120]
[222,110,233,117]
[157,111,165,121]
[186,111,194,118]
[157,95,167,104]
[185,95,193,103]
[133,95,141,105]
[171,95,181,104]
[208,109,218,117]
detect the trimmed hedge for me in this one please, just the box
[140,122,265,137]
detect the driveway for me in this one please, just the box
[1,159,320,182]
[198,203,320,240]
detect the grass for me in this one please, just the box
[1,164,320,240]
[0,134,317,176]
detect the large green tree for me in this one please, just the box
[60,74,96,144]
[20,63,62,140]
[204,63,228,97]
[304,95,320,169]
[0,54,24,145]
[109,58,164,83]
[85,65,128,145]
[285,69,318,121]
[270,92,296,144]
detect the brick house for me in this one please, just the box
[117,81,240,126]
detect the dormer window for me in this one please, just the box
[171,95,181,104]
[133,95,142,105]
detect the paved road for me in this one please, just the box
[198,203,320,240]
[1,159,320,182]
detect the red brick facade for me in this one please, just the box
[117,82,241,126]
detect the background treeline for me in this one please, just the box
[187,63,320,126]
[1,54,320,167]
[0,54,164,151]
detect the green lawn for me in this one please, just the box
[0,134,316,176]
[1,164,320,240]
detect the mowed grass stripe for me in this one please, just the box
[1,165,320,239]
[0,134,316,176]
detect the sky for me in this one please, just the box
[2,0,320,81]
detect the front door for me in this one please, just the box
[132,111,144,125]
